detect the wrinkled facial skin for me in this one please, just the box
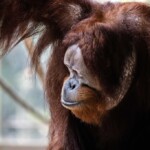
[61,44,136,125]
[61,45,106,125]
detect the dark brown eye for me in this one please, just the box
[72,69,78,75]
[72,69,83,79]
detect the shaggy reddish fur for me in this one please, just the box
[0,0,150,150]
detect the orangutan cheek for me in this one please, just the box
[61,79,107,125]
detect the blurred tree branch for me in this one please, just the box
[0,77,49,125]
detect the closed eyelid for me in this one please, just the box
[67,65,83,77]
[73,69,83,78]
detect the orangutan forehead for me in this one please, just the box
[64,45,84,68]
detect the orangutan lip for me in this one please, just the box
[61,100,81,107]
